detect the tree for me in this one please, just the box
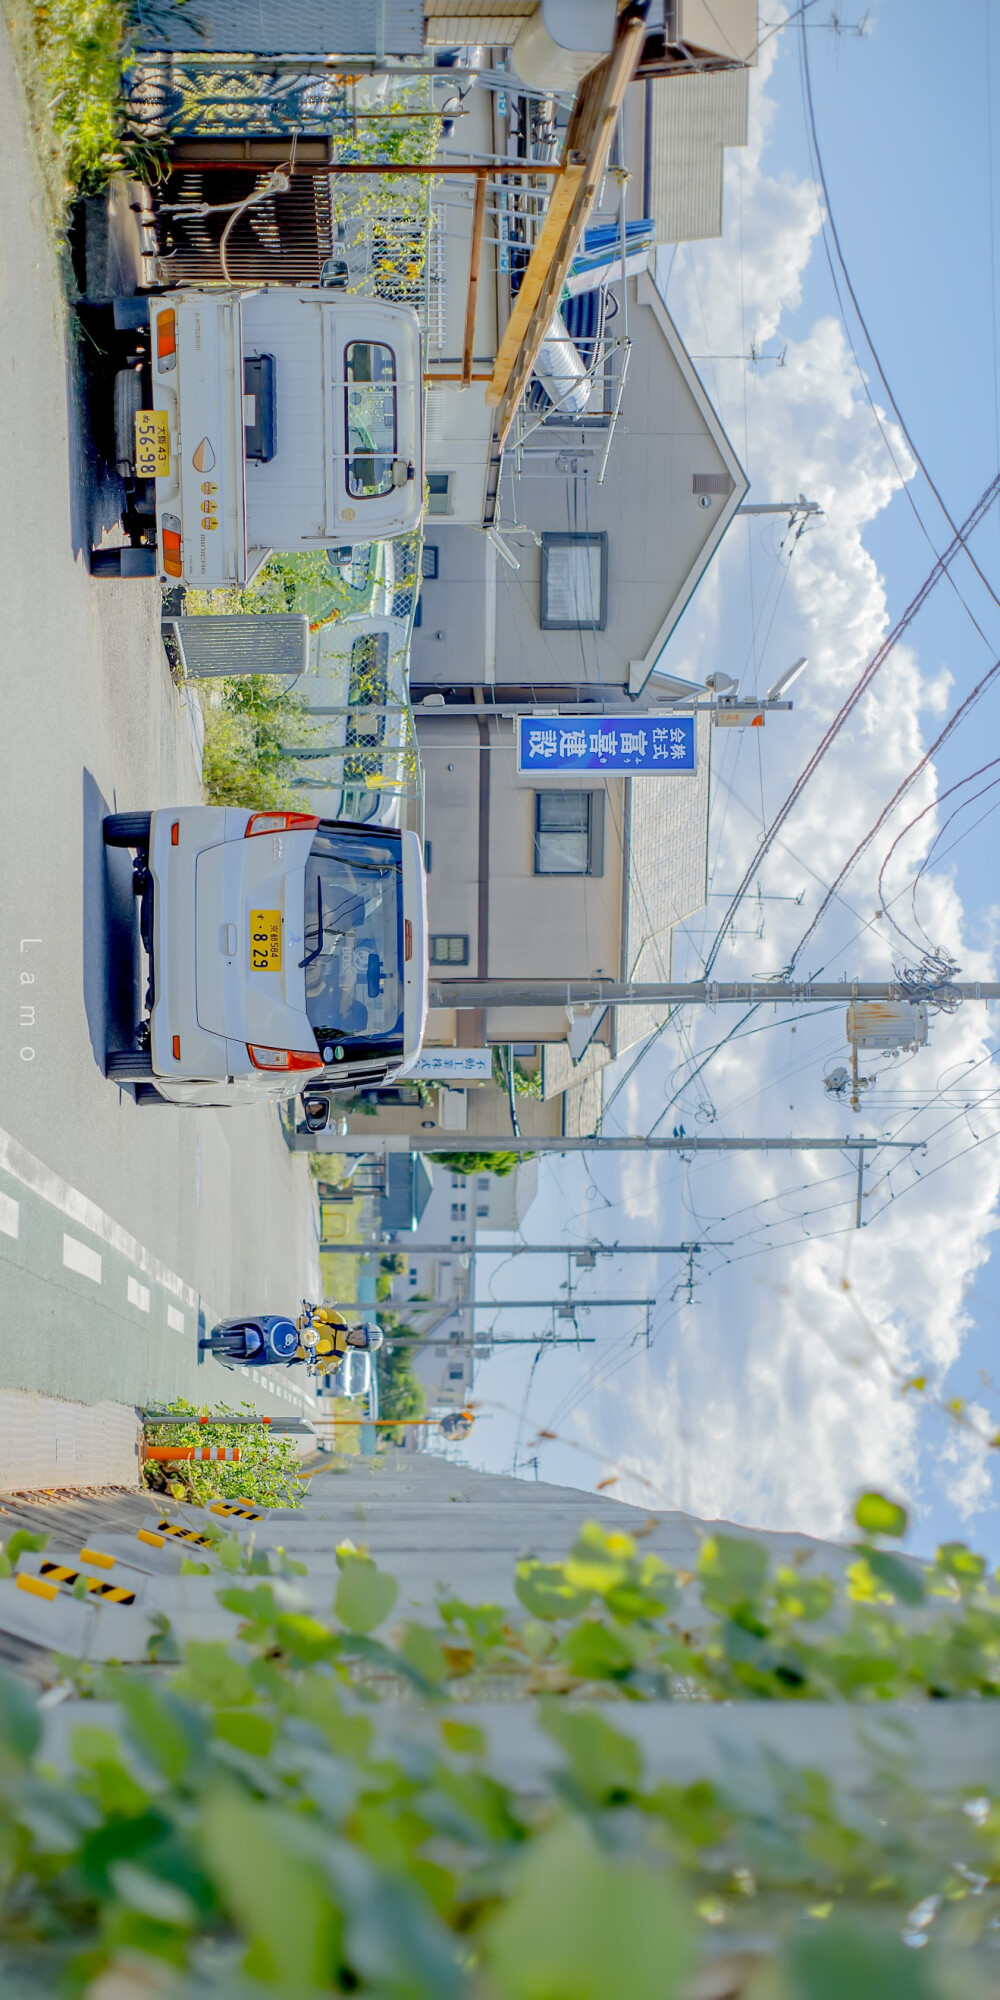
[375,1329,427,1442]
[429,1151,530,1178]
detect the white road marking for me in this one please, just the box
[167,1305,185,1333]
[0,1192,18,1239]
[0,1125,197,1308]
[63,1234,102,1284]
[127,1276,151,1313]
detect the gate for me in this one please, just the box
[149,167,338,282]
[165,614,310,677]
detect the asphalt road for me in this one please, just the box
[0,24,320,1420]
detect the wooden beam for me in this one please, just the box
[488,13,647,443]
[462,173,488,386]
[483,161,585,408]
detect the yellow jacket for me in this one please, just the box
[297,1307,350,1363]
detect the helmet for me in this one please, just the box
[362,1323,383,1351]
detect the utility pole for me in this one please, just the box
[305,1134,919,1157]
[399,1297,651,1310]
[383,1334,596,1347]
[737,498,823,517]
[428,976,1000,1011]
[367,1241,710,1257]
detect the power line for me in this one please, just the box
[799,13,1000,626]
[698,475,1000,981]
[787,644,1000,974]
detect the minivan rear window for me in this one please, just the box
[301,825,404,1062]
[344,342,397,497]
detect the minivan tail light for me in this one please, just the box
[245,812,320,837]
[247,1045,324,1072]
[156,309,177,372]
[404,919,413,961]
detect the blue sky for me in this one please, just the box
[466,3,1000,1564]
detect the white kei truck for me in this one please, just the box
[91,288,423,583]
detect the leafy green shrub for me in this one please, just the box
[142,1400,304,1510]
[185,549,375,628]
[492,1048,544,1099]
[375,1333,427,1440]
[9,0,166,206]
[430,1151,529,1178]
[200,675,310,811]
[0,1499,998,1992]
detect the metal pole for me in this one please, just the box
[335,1241,709,1255]
[738,499,823,516]
[414,699,792,720]
[389,1297,651,1310]
[304,1135,920,1157]
[428,977,1000,1010]
[380,1335,597,1346]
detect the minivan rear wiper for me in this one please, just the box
[299,877,324,970]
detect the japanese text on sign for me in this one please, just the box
[517,715,696,775]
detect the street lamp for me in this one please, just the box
[766,656,808,701]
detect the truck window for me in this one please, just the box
[344,343,397,497]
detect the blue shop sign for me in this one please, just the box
[517,713,696,775]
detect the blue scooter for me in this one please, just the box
[199,1315,301,1368]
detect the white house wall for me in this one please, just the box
[415,274,746,691]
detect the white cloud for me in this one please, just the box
[936,1410,996,1522]
[565,44,1000,1546]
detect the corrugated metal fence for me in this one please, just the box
[128,0,423,55]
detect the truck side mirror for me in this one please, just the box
[391,458,414,487]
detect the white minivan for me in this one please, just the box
[103,807,427,1110]
[92,291,423,583]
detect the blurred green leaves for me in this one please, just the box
[0,1495,995,1994]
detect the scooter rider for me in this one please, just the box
[295,1303,384,1369]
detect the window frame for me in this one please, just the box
[343,341,398,499]
[539,531,609,632]
[426,473,452,517]
[429,933,470,965]
[533,790,605,878]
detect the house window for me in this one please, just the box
[540,532,608,630]
[534,791,605,876]
[448,1366,465,1381]
[476,1204,489,1218]
[450,1202,466,1220]
[427,473,452,516]
[421,544,439,579]
[430,934,469,965]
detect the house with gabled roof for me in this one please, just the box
[331,269,746,1149]
[410,265,748,700]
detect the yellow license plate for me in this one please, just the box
[249,909,282,973]
[134,409,170,478]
